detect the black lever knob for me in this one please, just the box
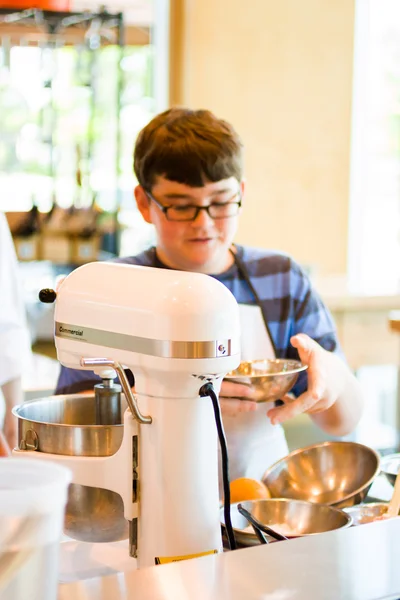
[39,288,57,303]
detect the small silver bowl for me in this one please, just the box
[380,453,400,486]
[262,441,381,508]
[221,499,352,546]
[344,502,389,526]
[224,359,307,403]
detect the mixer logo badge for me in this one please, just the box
[59,325,84,337]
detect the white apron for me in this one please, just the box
[218,304,289,493]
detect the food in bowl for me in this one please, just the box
[225,359,307,403]
[344,502,389,525]
[242,523,299,537]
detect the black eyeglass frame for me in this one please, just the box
[144,189,242,222]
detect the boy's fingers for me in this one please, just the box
[219,398,258,417]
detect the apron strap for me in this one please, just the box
[229,245,278,357]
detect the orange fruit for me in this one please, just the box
[229,477,271,503]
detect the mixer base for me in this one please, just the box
[58,538,138,583]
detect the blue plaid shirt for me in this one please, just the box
[56,245,342,396]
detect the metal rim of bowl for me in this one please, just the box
[12,395,125,429]
[221,498,352,541]
[226,359,308,378]
[262,440,381,506]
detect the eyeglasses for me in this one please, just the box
[145,190,242,222]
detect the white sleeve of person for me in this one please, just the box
[0,213,32,386]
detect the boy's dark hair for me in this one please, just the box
[133,108,244,190]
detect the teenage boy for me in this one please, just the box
[56,108,363,483]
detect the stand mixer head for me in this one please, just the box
[15,262,241,568]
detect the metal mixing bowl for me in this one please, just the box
[344,502,389,526]
[262,441,380,508]
[224,359,307,403]
[13,393,129,543]
[380,453,400,486]
[220,498,352,546]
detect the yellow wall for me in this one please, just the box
[170,0,356,276]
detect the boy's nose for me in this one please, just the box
[192,206,214,225]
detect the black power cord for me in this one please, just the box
[199,382,236,551]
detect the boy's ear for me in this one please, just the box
[135,186,152,224]
[238,179,245,215]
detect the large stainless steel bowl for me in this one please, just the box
[13,393,128,543]
[225,359,307,403]
[220,498,352,546]
[262,441,380,508]
[380,453,400,486]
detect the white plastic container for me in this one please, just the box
[0,458,71,600]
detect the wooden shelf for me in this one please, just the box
[0,22,149,45]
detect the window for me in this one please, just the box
[0,42,155,213]
[0,0,170,257]
[349,0,400,295]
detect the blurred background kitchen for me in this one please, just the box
[2,0,400,454]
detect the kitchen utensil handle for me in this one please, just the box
[251,523,269,545]
[237,503,288,542]
[387,471,400,518]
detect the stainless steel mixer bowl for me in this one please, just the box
[220,499,352,546]
[225,359,307,403]
[262,441,380,508]
[380,453,400,486]
[12,393,129,543]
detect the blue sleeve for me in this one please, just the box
[288,263,344,397]
[56,366,101,395]
[56,365,135,395]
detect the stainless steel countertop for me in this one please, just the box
[59,517,400,600]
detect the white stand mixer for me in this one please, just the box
[14,262,241,569]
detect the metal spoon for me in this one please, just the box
[237,503,289,543]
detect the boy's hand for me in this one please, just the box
[219,380,258,417]
[267,333,343,425]
[4,412,18,450]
